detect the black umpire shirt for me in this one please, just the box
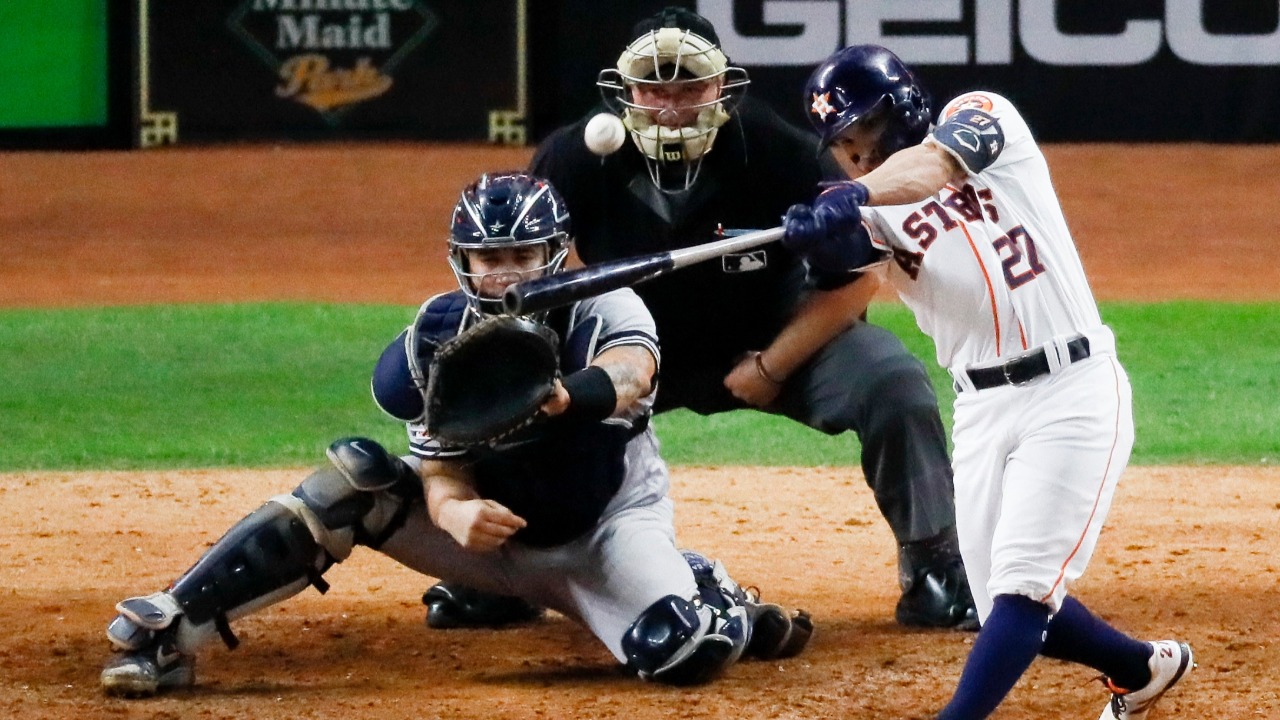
[531,97,847,414]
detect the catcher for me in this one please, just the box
[99,171,812,697]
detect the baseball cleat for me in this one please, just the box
[1097,640,1194,720]
[100,633,194,698]
[744,596,814,660]
[895,563,979,631]
[896,527,980,631]
[422,582,544,629]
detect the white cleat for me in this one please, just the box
[1098,640,1194,720]
[99,622,192,696]
[100,639,194,698]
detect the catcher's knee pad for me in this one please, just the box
[681,549,814,660]
[682,549,748,607]
[622,594,749,685]
[325,436,411,492]
[291,437,421,555]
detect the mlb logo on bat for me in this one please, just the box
[723,251,767,273]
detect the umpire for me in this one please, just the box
[426,6,977,631]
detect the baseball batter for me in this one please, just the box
[98,172,811,698]
[425,5,978,634]
[784,46,1193,719]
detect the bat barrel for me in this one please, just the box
[503,252,675,316]
[503,226,783,316]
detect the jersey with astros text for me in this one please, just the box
[861,91,1105,376]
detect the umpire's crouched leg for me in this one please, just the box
[772,320,978,630]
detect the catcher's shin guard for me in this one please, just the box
[162,438,418,650]
[621,594,748,685]
[165,498,334,650]
[102,437,418,696]
[683,549,814,660]
[100,500,328,695]
[622,549,815,684]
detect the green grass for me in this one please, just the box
[658,302,1280,466]
[0,302,1275,471]
[0,304,411,469]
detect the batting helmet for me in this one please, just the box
[804,45,932,157]
[448,172,571,315]
[597,6,749,192]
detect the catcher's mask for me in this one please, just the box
[598,6,749,193]
[803,44,932,165]
[448,172,571,317]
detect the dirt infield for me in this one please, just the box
[5,143,1280,307]
[3,144,1279,719]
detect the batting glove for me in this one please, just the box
[782,181,869,254]
[813,182,868,239]
[782,203,825,254]
[783,182,877,289]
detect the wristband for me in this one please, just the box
[561,366,617,422]
[753,352,785,385]
[846,180,870,206]
[819,180,870,206]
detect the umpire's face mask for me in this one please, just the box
[598,27,748,193]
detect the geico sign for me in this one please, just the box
[698,0,1280,66]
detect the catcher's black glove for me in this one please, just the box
[413,315,560,447]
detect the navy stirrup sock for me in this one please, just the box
[935,594,1049,720]
[1041,596,1154,690]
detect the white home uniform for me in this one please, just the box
[861,92,1134,622]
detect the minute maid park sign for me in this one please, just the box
[229,0,438,119]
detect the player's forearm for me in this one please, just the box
[591,345,658,413]
[423,461,479,528]
[759,272,880,381]
[857,142,963,206]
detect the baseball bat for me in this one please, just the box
[504,226,784,316]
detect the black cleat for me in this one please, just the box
[895,563,980,630]
[895,527,980,631]
[744,596,814,659]
[422,582,544,629]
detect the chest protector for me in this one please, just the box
[413,292,637,548]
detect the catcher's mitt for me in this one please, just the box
[420,315,560,447]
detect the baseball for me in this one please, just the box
[584,113,626,156]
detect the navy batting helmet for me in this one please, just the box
[448,172,571,315]
[804,45,931,156]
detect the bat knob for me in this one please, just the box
[502,283,527,316]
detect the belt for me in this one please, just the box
[960,335,1091,391]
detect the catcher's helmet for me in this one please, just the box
[597,6,749,192]
[804,45,931,157]
[448,172,571,315]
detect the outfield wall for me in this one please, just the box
[0,0,132,149]
[5,0,1278,149]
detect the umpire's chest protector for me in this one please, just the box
[533,101,828,392]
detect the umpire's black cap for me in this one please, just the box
[629,5,721,46]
